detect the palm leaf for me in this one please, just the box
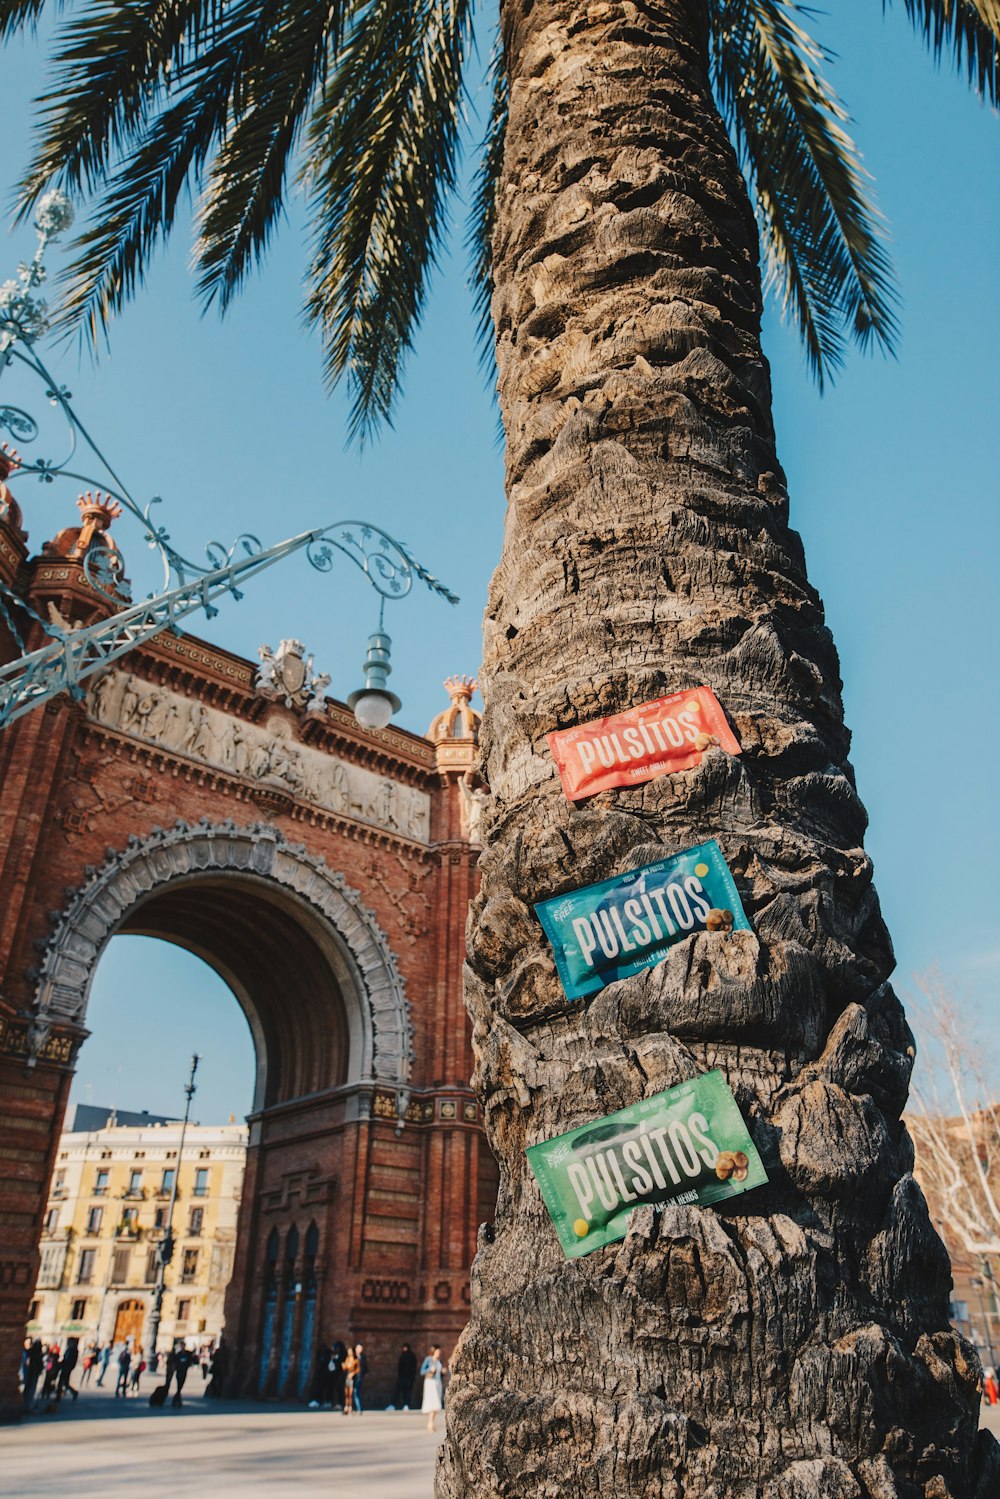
[713,1,899,384]
[466,31,506,378]
[887,0,1000,102]
[0,0,56,39]
[194,1,347,311]
[304,0,473,443]
[48,7,283,342]
[17,1,233,210]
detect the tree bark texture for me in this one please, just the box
[438,1,999,1496]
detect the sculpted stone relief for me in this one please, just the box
[86,670,430,842]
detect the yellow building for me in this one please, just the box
[28,1107,247,1353]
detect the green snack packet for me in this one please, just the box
[527,1070,767,1259]
[534,840,750,1002]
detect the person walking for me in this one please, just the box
[96,1342,113,1387]
[171,1342,194,1407]
[389,1343,418,1410]
[129,1347,145,1395]
[330,1340,347,1411]
[57,1336,80,1402]
[206,1337,229,1399]
[342,1345,359,1416]
[80,1343,98,1386]
[22,1339,44,1410]
[41,1345,61,1401]
[351,1342,367,1413]
[420,1345,445,1434]
[114,1345,131,1398]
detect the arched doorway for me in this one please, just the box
[31,821,413,1394]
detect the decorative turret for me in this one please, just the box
[41,491,123,564]
[427,675,481,747]
[428,676,486,840]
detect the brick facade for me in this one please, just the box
[0,483,494,1415]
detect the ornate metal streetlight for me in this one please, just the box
[0,194,458,732]
[146,1055,200,1367]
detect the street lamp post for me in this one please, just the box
[146,1055,200,1364]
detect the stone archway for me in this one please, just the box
[33,819,414,1109]
[28,819,417,1388]
[0,521,488,1413]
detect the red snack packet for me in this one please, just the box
[547,687,740,802]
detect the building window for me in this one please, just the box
[193,1168,209,1198]
[145,1249,159,1284]
[181,1248,199,1283]
[94,1168,109,1196]
[71,1298,87,1321]
[160,1168,175,1196]
[111,1248,131,1284]
[86,1206,103,1235]
[154,1207,167,1230]
[77,1248,96,1284]
[44,1207,59,1233]
[52,1169,66,1198]
[188,1207,204,1235]
[120,1206,139,1235]
[39,1242,68,1289]
[127,1169,143,1197]
[176,1299,191,1322]
[28,1300,39,1322]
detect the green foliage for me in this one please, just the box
[2,0,997,437]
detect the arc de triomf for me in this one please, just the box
[0,481,495,1412]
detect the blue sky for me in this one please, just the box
[1,5,997,1121]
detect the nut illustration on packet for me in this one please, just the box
[547,686,740,801]
[535,840,751,1002]
[527,1070,768,1259]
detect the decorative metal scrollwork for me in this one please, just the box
[0,193,459,733]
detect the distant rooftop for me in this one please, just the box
[70,1104,180,1133]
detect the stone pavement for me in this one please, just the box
[4,1387,442,1498]
[5,1383,998,1494]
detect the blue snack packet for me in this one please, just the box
[535,840,751,1001]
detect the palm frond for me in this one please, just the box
[17,1,234,210]
[48,9,280,342]
[887,0,1000,103]
[193,1,346,311]
[304,0,472,443]
[712,1,899,385]
[0,0,56,39]
[466,31,506,378]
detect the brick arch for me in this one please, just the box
[32,819,413,1101]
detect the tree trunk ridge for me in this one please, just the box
[439,1,997,1495]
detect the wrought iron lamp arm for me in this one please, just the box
[0,519,457,731]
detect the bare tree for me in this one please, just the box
[908,969,1000,1260]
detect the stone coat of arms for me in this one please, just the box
[254,639,330,713]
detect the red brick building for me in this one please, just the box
[0,475,494,1414]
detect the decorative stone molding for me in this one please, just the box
[86,670,431,843]
[31,820,413,1085]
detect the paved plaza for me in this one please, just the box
[4,1386,442,1498]
[4,1384,997,1495]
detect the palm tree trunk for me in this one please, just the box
[439,1,997,1495]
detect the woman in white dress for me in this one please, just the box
[420,1344,445,1432]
